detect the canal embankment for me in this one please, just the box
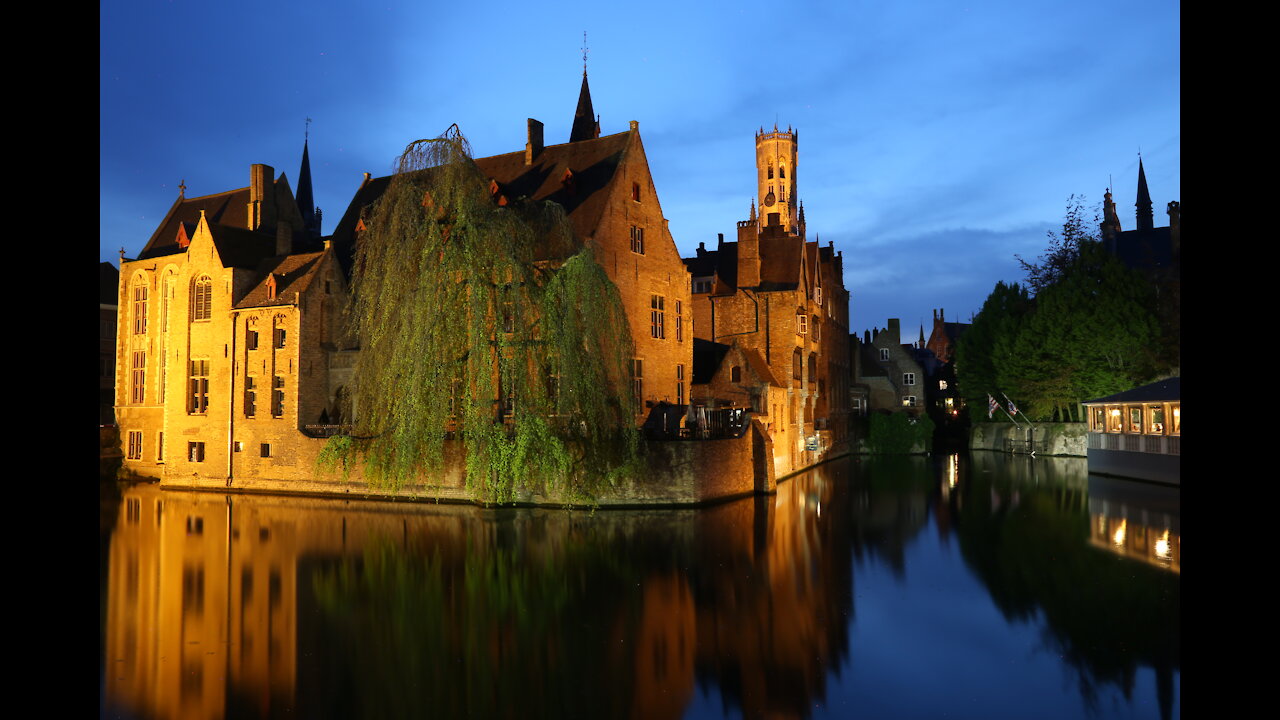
[969,422,1087,456]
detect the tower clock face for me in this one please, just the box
[764,190,776,207]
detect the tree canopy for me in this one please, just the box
[958,198,1164,422]
[319,127,641,501]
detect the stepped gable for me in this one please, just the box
[236,251,327,308]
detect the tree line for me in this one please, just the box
[954,196,1178,423]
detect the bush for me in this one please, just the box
[866,411,933,454]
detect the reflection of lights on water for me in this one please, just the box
[1112,519,1126,547]
[947,453,959,488]
[1155,530,1171,558]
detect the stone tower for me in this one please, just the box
[755,125,800,233]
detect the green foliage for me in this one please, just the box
[324,126,641,501]
[1015,194,1099,294]
[956,281,1031,424]
[960,197,1164,423]
[865,411,934,454]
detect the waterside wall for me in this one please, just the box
[151,419,848,507]
[969,422,1087,456]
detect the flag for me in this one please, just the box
[1008,400,1018,415]
[988,394,998,419]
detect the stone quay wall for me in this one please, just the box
[969,422,1087,457]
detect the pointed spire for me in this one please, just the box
[749,198,756,222]
[298,119,320,238]
[1135,154,1153,231]
[570,33,599,143]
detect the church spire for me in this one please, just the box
[298,119,321,238]
[570,33,600,143]
[1135,154,1153,231]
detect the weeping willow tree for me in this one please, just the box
[320,126,641,502]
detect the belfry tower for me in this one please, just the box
[755,124,800,234]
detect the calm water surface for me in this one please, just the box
[100,452,1179,719]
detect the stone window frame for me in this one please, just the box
[879,348,889,362]
[650,295,665,339]
[190,275,213,322]
[126,431,143,460]
[188,441,205,463]
[903,372,916,386]
[188,359,210,414]
[902,395,917,408]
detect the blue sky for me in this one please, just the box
[100,0,1179,338]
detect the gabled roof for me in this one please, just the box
[1083,377,1180,405]
[206,224,279,270]
[330,130,633,276]
[741,346,783,387]
[141,187,255,259]
[236,251,327,308]
[691,338,732,384]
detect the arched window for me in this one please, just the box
[779,164,786,179]
[131,278,148,335]
[191,276,212,321]
[767,164,774,180]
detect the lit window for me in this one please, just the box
[1170,404,1180,434]
[1106,407,1122,433]
[1128,406,1142,434]
[902,396,917,407]
[1091,406,1105,431]
[1147,404,1165,434]
[939,380,948,390]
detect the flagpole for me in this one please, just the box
[989,393,1020,427]
[1001,392,1036,454]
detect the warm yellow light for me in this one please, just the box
[1110,409,1121,416]
[1155,530,1171,558]
[1113,520,1126,547]
[947,454,958,488]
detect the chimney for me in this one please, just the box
[276,221,292,256]
[525,119,544,165]
[887,318,901,344]
[249,164,276,231]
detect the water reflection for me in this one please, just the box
[102,452,1178,719]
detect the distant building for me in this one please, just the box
[1100,157,1179,277]
[851,319,925,417]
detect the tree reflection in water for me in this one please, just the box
[101,452,1177,719]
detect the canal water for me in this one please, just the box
[100,452,1179,719]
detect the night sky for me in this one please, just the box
[100,0,1179,339]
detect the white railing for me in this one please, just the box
[1089,432,1179,456]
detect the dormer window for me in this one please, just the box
[265,274,277,301]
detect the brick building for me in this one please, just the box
[851,319,926,417]
[115,71,694,483]
[682,126,852,473]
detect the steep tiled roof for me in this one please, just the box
[236,251,327,309]
[330,131,632,277]
[141,188,254,259]
[741,346,783,387]
[207,224,278,270]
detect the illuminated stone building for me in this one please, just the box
[115,72,696,486]
[113,151,352,481]
[682,126,852,474]
[328,70,693,419]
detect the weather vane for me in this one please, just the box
[582,31,589,74]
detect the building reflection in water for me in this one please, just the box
[1087,474,1180,573]
[102,460,855,720]
[102,453,1178,719]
